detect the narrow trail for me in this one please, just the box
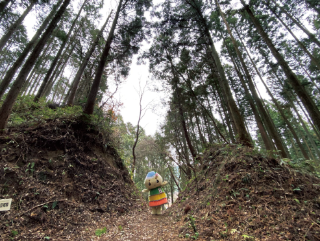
[94,209,189,241]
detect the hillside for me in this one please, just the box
[1,116,320,240]
[167,144,320,240]
[0,117,145,240]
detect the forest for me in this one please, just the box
[0,0,320,240]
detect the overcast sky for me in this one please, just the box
[20,0,166,136]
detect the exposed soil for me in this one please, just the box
[168,144,320,240]
[0,118,144,240]
[100,210,188,241]
[2,119,320,240]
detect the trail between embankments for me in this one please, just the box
[93,209,190,241]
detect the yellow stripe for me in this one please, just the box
[149,192,166,201]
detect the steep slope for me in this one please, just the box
[167,144,320,240]
[0,118,145,240]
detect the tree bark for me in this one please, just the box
[235,29,310,159]
[269,0,320,49]
[0,0,63,99]
[43,37,77,97]
[228,50,274,152]
[34,0,88,102]
[241,1,320,133]
[169,166,181,192]
[0,0,71,131]
[46,43,75,99]
[131,83,145,175]
[0,1,35,51]
[211,87,235,142]
[205,30,251,145]
[167,54,198,160]
[84,0,123,115]
[0,0,11,13]
[265,2,320,71]
[67,10,112,106]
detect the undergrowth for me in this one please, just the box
[0,95,122,155]
[0,95,83,126]
[281,158,320,178]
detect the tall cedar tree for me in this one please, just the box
[0,0,63,100]
[240,0,320,133]
[67,10,113,106]
[34,0,88,102]
[0,0,71,131]
[0,1,35,51]
[84,0,152,115]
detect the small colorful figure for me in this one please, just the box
[142,171,168,215]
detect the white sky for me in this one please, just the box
[21,0,166,136]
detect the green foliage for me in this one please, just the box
[95,227,107,237]
[25,162,35,175]
[189,215,197,233]
[191,232,199,240]
[230,189,240,197]
[242,234,254,240]
[0,95,83,127]
[11,230,18,238]
[52,201,58,209]
[281,158,320,178]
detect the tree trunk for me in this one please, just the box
[183,0,252,146]
[236,30,310,159]
[0,0,63,99]
[43,38,76,97]
[67,10,112,106]
[34,0,88,102]
[167,54,198,160]
[266,57,320,141]
[28,73,43,96]
[289,46,320,93]
[169,166,181,192]
[178,67,228,143]
[131,83,145,175]
[0,0,11,13]
[22,69,37,95]
[228,50,274,152]
[208,34,252,146]
[216,0,298,157]
[0,2,35,52]
[266,2,320,71]
[46,44,73,99]
[84,0,123,115]
[268,65,320,158]
[195,111,206,146]
[242,1,320,133]
[269,0,320,48]
[211,88,234,142]
[203,112,214,143]
[0,0,71,131]
[291,102,320,158]
[26,43,56,95]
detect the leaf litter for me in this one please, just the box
[1,119,320,240]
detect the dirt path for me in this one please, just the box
[91,209,189,241]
